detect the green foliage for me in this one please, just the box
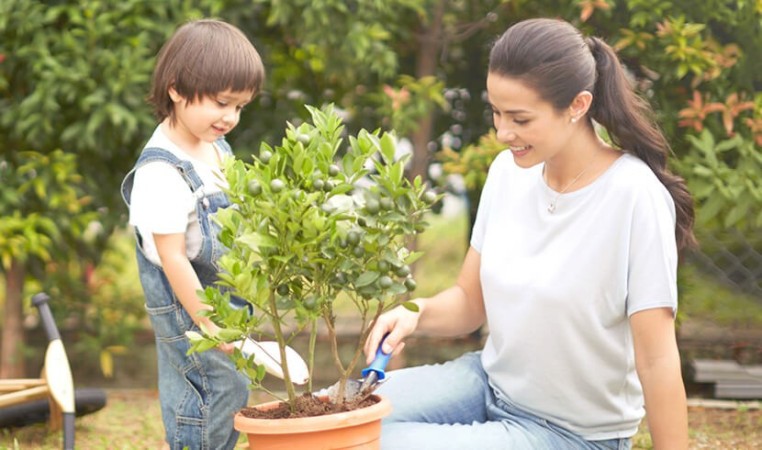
[675,130,762,229]
[0,0,225,237]
[438,130,503,193]
[379,75,448,136]
[0,0,226,373]
[0,150,96,271]
[187,105,433,408]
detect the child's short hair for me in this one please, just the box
[149,19,265,123]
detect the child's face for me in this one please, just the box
[169,88,254,144]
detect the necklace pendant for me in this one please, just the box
[547,202,556,213]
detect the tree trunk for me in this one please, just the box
[1,258,26,378]
[409,0,446,184]
[408,1,446,270]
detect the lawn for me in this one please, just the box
[3,390,760,449]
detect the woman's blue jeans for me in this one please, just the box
[376,352,632,450]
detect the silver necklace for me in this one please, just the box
[545,159,596,213]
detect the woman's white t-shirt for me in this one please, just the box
[471,151,678,440]
[128,126,228,266]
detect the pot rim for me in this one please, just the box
[234,394,392,435]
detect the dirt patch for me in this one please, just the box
[634,403,762,449]
[240,392,378,419]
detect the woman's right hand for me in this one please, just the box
[364,300,423,365]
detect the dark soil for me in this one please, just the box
[240,392,379,419]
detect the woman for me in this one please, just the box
[365,18,694,450]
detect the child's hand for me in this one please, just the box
[217,341,235,355]
[200,320,236,354]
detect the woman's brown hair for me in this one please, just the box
[148,19,265,124]
[489,18,696,251]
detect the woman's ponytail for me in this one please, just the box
[587,37,697,251]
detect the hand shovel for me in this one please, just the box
[324,334,391,403]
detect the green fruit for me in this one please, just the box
[303,295,318,310]
[334,272,347,284]
[365,198,380,214]
[276,284,289,296]
[380,197,394,210]
[396,265,411,277]
[377,260,390,272]
[247,180,262,196]
[322,180,335,192]
[404,278,417,291]
[259,150,273,164]
[328,164,340,176]
[312,178,325,191]
[378,276,393,289]
[346,231,360,246]
[353,246,364,257]
[270,179,285,193]
[423,190,437,204]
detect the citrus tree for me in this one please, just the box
[188,105,436,410]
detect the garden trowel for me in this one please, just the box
[324,334,391,403]
[236,337,310,385]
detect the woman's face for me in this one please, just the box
[486,72,574,168]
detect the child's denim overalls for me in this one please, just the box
[121,142,248,450]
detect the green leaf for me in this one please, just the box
[354,271,380,287]
[379,133,397,164]
[402,301,419,313]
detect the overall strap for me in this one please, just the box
[120,147,204,207]
[215,138,233,157]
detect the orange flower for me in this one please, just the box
[578,0,611,22]
[716,93,755,136]
[678,91,724,132]
[743,117,762,146]
[383,85,410,111]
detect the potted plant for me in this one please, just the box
[186,104,435,448]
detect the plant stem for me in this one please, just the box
[323,308,348,403]
[307,318,318,392]
[268,291,297,410]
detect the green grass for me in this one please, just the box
[679,263,762,327]
[414,212,469,298]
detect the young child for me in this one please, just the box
[120,19,265,450]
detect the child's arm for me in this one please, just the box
[153,232,221,337]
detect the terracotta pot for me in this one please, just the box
[234,394,392,450]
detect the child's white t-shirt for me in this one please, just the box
[471,151,678,440]
[128,126,227,266]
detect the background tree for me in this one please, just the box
[0,0,227,376]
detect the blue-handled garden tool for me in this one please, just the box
[325,334,391,403]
